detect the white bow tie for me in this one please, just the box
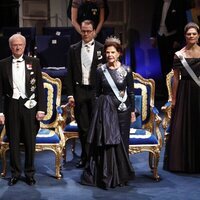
[12,58,24,63]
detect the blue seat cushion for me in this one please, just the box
[64,121,79,132]
[129,128,158,145]
[3,129,60,144]
[36,129,60,143]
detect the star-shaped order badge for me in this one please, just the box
[26,63,32,70]
[24,94,37,109]
[97,51,102,60]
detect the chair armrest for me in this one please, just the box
[161,101,172,131]
[56,106,65,125]
[161,101,171,112]
[55,106,66,147]
[150,106,163,149]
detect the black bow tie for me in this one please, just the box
[85,42,94,47]
[13,59,24,64]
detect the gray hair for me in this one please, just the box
[9,33,26,48]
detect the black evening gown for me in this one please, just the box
[164,58,200,173]
[81,64,135,189]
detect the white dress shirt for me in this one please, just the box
[12,56,27,99]
[81,40,94,85]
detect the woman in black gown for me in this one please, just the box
[81,36,136,189]
[164,22,200,173]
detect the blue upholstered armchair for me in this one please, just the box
[0,72,65,179]
[161,70,174,142]
[129,72,163,181]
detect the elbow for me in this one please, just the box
[71,19,76,26]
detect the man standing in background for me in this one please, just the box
[150,0,187,98]
[66,20,104,168]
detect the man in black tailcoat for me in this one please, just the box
[66,20,104,168]
[150,0,187,98]
[0,33,46,186]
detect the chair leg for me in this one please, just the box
[71,138,76,154]
[148,152,160,181]
[149,152,153,170]
[62,145,67,163]
[1,148,7,177]
[153,154,160,181]
[55,151,62,179]
[0,144,9,177]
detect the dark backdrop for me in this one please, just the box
[0,0,19,31]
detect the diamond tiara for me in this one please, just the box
[105,36,121,45]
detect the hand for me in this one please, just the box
[0,115,5,125]
[150,37,157,48]
[36,112,45,121]
[68,97,75,107]
[131,112,136,123]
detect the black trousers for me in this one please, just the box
[157,34,180,99]
[74,85,95,161]
[5,97,38,178]
[157,34,177,79]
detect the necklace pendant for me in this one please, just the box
[119,90,125,97]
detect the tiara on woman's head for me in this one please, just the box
[105,36,121,45]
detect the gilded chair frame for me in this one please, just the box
[0,72,65,179]
[61,104,79,163]
[161,70,174,142]
[129,72,163,180]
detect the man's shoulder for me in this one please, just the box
[95,40,104,48]
[0,56,12,64]
[70,41,82,49]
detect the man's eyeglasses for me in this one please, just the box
[81,30,93,34]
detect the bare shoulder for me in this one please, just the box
[176,47,186,56]
[196,46,200,57]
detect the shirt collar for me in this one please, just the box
[12,55,24,63]
[82,40,95,47]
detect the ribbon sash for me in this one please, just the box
[175,51,200,87]
[101,65,128,111]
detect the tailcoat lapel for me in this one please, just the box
[7,57,13,88]
[24,57,32,98]
[74,42,82,74]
